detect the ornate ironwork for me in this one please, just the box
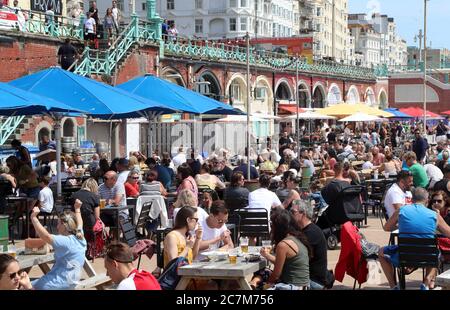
[0,116,25,146]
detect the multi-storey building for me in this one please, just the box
[152,0,295,40]
[298,0,349,63]
[349,13,407,70]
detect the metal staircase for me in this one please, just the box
[73,15,161,77]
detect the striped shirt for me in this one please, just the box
[98,183,128,216]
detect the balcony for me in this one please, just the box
[208,8,227,14]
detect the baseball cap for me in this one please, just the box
[118,158,129,166]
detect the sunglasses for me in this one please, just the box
[190,217,199,222]
[215,216,228,224]
[131,177,140,180]
[432,199,443,204]
[9,271,19,280]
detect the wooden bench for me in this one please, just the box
[75,273,112,290]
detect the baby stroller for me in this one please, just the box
[316,184,366,250]
[312,193,341,250]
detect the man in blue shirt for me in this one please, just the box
[379,188,450,290]
[145,157,171,190]
[233,156,259,180]
[39,135,56,152]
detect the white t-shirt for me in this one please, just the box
[384,183,412,218]
[424,164,444,186]
[112,8,119,22]
[199,217,227,248]
[117,170,129,187]
[172,153,187,169]
[362,161,373,170]
[38,186,54,213]
[84,17,96,33]
[247,188,282,215]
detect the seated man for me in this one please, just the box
[233,156,259,180]
[247,175,282,214]
[404,151,429,188]
[379,188,450,290]
[290,200,328,290]
[199,201,234,251]
[98,170,128,226]
[104,242,161,290]
[383,170,413,219]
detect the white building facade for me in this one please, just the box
[298,0,349,63]
[156,0,295,39]
[348,13,408,70]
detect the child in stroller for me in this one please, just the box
[308,181,341,250]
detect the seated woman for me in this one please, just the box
[140,170,167,197]
[30,199,87,290]
[343,162,361,185]
[282,172,301,210]
[6,156,40,199]
[176,164,198,203]
[125,170,140,198]
[378,151,400,176]
[429,190,450,219]
[259,149,277,174]
[250,209,311,290]
[0,254,32,290]
[195,163,225,190]
[163,206,202,267]
[223,172,249,212]
[70,178,101,259]
[276,170,296,203]
[200,191,213,214]
[173,189,209,225]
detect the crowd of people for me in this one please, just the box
[2,117,450,290]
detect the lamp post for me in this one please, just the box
[246,32,251,180]
[423,0,429,133]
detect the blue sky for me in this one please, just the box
[349,0,449,49]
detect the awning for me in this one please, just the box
[278,104,305,114]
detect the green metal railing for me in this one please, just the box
[6,9,85,40]
[0,116,25,146]
[164,36,376,80]
[74,16,160,76]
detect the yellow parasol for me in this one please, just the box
[318,103,393,118]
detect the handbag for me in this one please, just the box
[87,219,108,259]
[24,238,50,255]
[158,256,189,290]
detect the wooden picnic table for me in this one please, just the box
[16,249,111,290]
[436,269,450,290]
[176,246,267,290]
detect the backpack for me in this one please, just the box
[158,257,189,290]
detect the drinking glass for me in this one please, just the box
[262,240,272,251]
[240,236,249,253]
[99,199,106,209]
[228,250,237,264]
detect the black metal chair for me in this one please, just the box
[396,234,440,290]
[119,218,153,269]
[227,213,241,246]
[234,208,269,246]
[340,185,366,227]
[135,200,153,237]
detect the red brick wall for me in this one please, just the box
[389,77,450,114]
[115,48,158,85]
[0,35,61,82]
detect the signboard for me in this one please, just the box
[30,0,63,15]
